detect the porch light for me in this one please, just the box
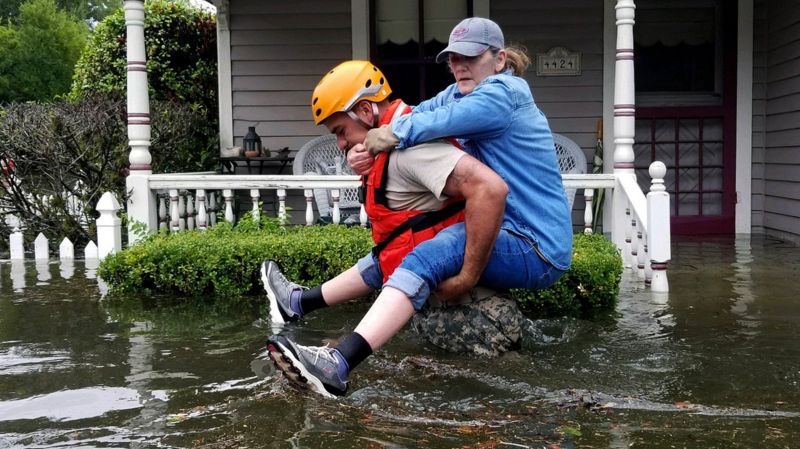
[243,126,262,156]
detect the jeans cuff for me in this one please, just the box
[384,268,430,310]
[356,253,383,290]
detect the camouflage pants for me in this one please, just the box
[410,295,524,357]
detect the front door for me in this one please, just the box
[633,0,737,234]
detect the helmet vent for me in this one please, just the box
[313,97,318,105]
[365,79,372,88]
[315,108,322,117]
[379,77,385,85]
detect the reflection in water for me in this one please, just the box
[84,257,98,279]
[0,387,141,421]
[731,237,756,332]
[124,321,167,440]
[10,259,25,291]
[35,260,51,284]
[0,238,799,449]
[60,258,75,280]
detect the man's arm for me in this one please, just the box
[436,154,508,300]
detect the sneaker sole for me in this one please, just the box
[266,340,338,399]
[261,262,286,325]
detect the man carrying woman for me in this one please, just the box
[267,17,572,398]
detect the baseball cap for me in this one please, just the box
[436,17,505,63]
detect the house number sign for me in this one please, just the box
[536,46,581,76]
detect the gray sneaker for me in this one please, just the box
[266,335,348,398]
[261,261,303,324]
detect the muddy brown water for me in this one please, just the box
[1,235,799,448]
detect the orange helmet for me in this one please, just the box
[311,60,392,125]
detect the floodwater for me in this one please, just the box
[0,235,799,448]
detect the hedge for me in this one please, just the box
[99,222,623,316]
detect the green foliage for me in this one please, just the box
[70,0,219,171]
[511,233,623,317]
[1,0,121,22]
[99,226,624,318]
[0,0,89,102]
[98,223,375,298]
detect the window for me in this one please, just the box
[634,0,722,106]
[371,0,471,105]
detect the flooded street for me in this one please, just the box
[1,235,799,448]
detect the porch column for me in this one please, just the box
[611,0,636,250]
[124,0,157,243]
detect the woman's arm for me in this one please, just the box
[393,80,515,149]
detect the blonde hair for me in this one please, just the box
[503,44,531,76]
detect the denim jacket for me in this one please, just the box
[391,70,572,270]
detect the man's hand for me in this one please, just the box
[364,125,400,154]
[434,272,479,303]
[347,143,375,175]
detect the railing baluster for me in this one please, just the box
[644,241,652,286]
[304,189,314,226]
[360,204,368,227]
[223,189,234,223]
[196,189,207,230]
[169,189,180,232]
[250,189,260,221]
[636,227,646,279]
[584,188,594,234]
[624,206,632,268]
[331,189,340,224]
[186,193,195,230]
[158,195,167,231]
[277,189,287,224]
[208,191,217,226]
[178,193,187,230]
[630,217,638,270]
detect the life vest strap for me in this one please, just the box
[371,200,466,258]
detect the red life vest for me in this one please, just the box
[365,99,465,282]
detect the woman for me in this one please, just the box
[360,17,572,299]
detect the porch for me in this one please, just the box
[119,0,673,290]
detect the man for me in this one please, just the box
[265,60,508,397]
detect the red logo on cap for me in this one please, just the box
[451,27,468,41]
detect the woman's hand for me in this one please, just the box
[364,125,400,154]
[346,143,375,175]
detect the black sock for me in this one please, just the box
[335,332,373,372]
[299,286,327,315]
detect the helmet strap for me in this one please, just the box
[347,102,380,129]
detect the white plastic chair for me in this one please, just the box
[293,134,361,220]
[552,133,587,209]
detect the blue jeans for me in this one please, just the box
[356,222,565,310]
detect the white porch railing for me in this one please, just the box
[116,164,671,291]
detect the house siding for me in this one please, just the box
[752,0,767,232]
[229,0,351,154]
[759,0,800,241]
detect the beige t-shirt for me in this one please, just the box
[383,140,466,210]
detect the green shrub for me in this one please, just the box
[99,226,623,317]
[98,221,375,298]
[511,233,623,317]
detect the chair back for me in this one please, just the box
[552,133,587,209]
[293,135,361,217]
